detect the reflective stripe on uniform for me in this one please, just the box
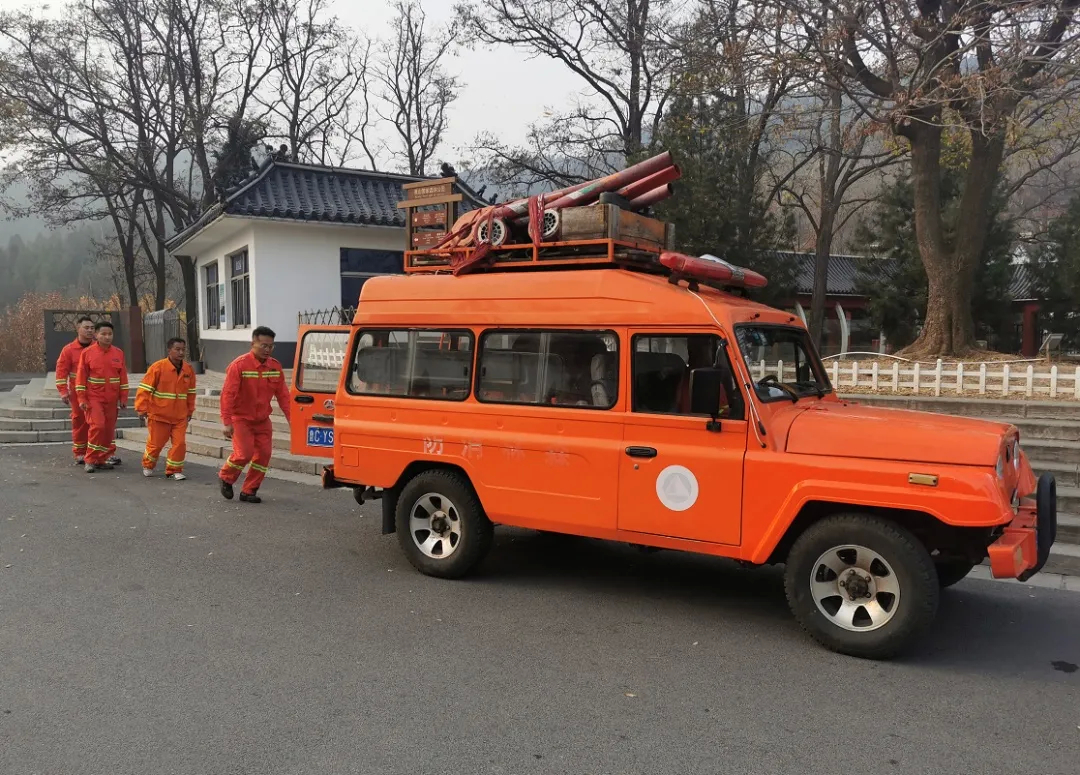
[226,459,245,470]
[250,463,269,473]
[166,458,184,469]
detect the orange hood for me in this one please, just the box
[785,402,1012,466]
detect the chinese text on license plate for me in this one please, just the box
[307,426,334,448]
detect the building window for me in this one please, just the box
[204,263,221,329]
[340,248,404,308]
[348,329,473,401]
[230,250,250,328]
[477,330,619,409]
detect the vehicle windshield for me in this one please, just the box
[734,325,831,402]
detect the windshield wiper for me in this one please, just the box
[795,380,825,399]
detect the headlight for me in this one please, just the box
[1012,439,1021,470]
[996,450,1005,479]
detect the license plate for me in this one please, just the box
[306,426,334,448]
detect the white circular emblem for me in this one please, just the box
[655,465,699,512]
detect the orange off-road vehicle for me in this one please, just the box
[289,253,1056,659]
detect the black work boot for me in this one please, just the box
[239,491,261,504]
[220,480,234,500]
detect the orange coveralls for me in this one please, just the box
[218,353,291,495]
[75,343,128,465]
[55,338,92,460]
[136,358,197,475]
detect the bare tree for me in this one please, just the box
[374,0,459,176]
[0,0,286,350]
[457,0,678,186]
[258,0,375,167]
[776,0,1080,357]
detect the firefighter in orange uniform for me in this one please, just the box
[55,315,96,464]
[75,321,129,473]
[218,326,291,503]
[136,337,197,480]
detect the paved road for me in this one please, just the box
[1,445,1078,775]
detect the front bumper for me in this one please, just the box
[987,473,1057,580]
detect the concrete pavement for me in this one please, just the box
[1,444,1078,775]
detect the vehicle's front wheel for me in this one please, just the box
[395,469,493,579]
[784,514,939,659]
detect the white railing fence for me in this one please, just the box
[756,359,1080,400]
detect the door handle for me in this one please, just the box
[625,446,657,458]
[312,413,334,423]
[294,395,314,404]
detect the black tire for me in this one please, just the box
[353,488,366,506]
[395,469,493,579]
[934,559,976,589]
[784,513,939,659]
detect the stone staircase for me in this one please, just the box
[0,377,141,443]
[846,394,1080,575]
[116,397,327,476]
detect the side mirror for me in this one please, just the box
[689,367,724,424]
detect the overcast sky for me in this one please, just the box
[0,0,580,165]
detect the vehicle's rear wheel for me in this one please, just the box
[395,469,493,579]
[934,559,976,589]
[784,514,939,659]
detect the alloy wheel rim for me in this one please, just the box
[809,544,901,632]
[409,492,462,559]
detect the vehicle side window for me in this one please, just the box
[631,335,744,420]
[296,330,349,393]
[349,329,473,401]
[477,330,619,409]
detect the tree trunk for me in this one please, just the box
[124,251,140,310]
[903,123,1006,357]
[809,211,835,349]
[176,255,200,359]
[154,206,168,310]
[902,123,963,356]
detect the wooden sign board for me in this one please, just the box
[412,210,447,228]
[402,177,454,200]
[412,231,447,248]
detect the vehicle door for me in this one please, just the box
[617,331,748,546]
[290,325,351,457]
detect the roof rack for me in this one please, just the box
[403,203,674,275]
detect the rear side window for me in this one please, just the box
[477,330,619,408]
[296,329,350,393]
[349,329,473,401]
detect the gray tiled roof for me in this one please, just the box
[765,251,884,296]
[166,160,486,252]
[773,250,1040,301]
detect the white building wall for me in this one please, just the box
[252,221,404,344]
[195,224,257,345]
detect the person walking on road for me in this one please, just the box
[218,326,291,504]
[136,337,196,481]
[54,315,95,465]
[75,321,128,473]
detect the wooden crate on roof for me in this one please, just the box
[558,205,674,251]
